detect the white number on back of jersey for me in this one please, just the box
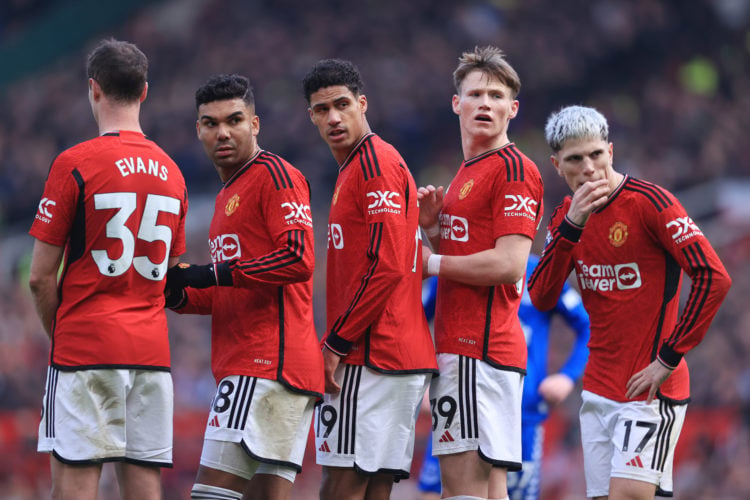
[91,192,180,280]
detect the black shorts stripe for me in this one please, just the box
[337,364,362,454]
[652,399,676,471]
[45,367,59,438]
[227,376,256,430]
[458,356,478,440]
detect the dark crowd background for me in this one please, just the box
[0,0,748,498]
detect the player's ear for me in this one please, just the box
[550,155,562,176]
[359,94,367,113]
[139,82,148,103]
[452,94,460,115]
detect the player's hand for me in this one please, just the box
[166,263,220,289]
[164,285,186,309]
[417,184,444,229]
[625,360,674,404]
[567,179,610,226]
[539,373,575,406]
[322,346,342,395]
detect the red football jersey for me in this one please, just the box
[528,176,731,402]
[323,134,437,373]
[179,150,323,396]
[434,144,544,371]
[29,131,187,369]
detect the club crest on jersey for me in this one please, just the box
[225,194,240,216]
[608,221,628,247]
[458,179,474,200]
[332,185,341,206]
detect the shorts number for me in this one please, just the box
[430,395,457,431]
[212,380,235,413]
[317,404,337,438]
[91,192,181,280]
[622,419,657,452]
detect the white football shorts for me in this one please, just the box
[314,363,430,480]
[38,367,173,466]
[580,390,687,498]
[200,375,316,480]
[430,353,523,471]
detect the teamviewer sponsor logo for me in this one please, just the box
[439,213,469,242]
[328,223,344,249]
[366,190,402,215]
[35,197,56,223]
[666,216,702,244]
[504,194,538,221]
[577,260,642,292]
[281,201,313,227]
[209,234,241,262]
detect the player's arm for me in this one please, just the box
[324,216,406,355]
[627,198,731,402]
[528,203,578,311]
[422,233,531,287]
[167,176,314,290]
[28,239,64,339]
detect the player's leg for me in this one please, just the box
[114,462,163,500]
[363,472,395,500]
[607,477,656,500]
[50,459,102,500]
[319,466,369,500]
[243,464,298,500]
[439,450,492,497]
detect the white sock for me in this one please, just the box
[190,483,243,499]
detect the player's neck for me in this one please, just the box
[462,132,510,161]
[95,102,143,136]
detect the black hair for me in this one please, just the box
[302,59,364,102]
[195,73,255,110]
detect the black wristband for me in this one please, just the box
[325,333,353,356]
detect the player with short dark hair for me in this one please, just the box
[166,73,323,500]
[303,58,438,500]
[418,46,544,500]
[28,38,188,500]
[528,105,731,500]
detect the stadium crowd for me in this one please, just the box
[0,0,748,498]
